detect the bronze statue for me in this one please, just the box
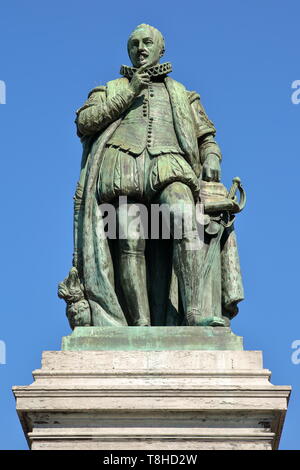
[59,24,245,329]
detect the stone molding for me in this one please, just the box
[13,350,291,450]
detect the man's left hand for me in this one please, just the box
[202,154,221,182]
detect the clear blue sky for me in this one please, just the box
[0,0,299,449]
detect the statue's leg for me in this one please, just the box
[157,182,204,325]
[157,182,226,326]
[116,201,151,326]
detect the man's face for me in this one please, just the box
[128,28,162,69]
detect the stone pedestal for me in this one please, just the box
[61,326,243,351]
[13,327,290,450]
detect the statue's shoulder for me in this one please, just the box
[76,85,106,115]
[165,77,200,104]
[165,76,186,91]
[87,85,106,98]
[106,77,128,86]
[187,90,201,105]
[77,78,129,116]
[106,77,129,94]
[86,77,128,98]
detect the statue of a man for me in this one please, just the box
[59,24,244,329]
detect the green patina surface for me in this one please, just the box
[62,326,243,351]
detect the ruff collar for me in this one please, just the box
[120,62,172,79]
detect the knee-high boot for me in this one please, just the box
[119,247,151,326]
[173,231,204,325]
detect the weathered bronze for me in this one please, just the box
[58,24,245,329]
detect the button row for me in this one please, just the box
[147,107,153,144]
[149,86,154,98]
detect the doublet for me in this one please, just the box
[107,81,183,156]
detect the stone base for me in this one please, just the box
[62,326,243,351]
[13,348,290,450]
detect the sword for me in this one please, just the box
[200,177,246,286]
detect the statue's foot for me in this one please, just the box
[132,318,150,326]
[186,312,226,327]
[203,316,226,327]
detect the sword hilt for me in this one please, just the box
[227,176,246,213]
[227,176,241,199]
